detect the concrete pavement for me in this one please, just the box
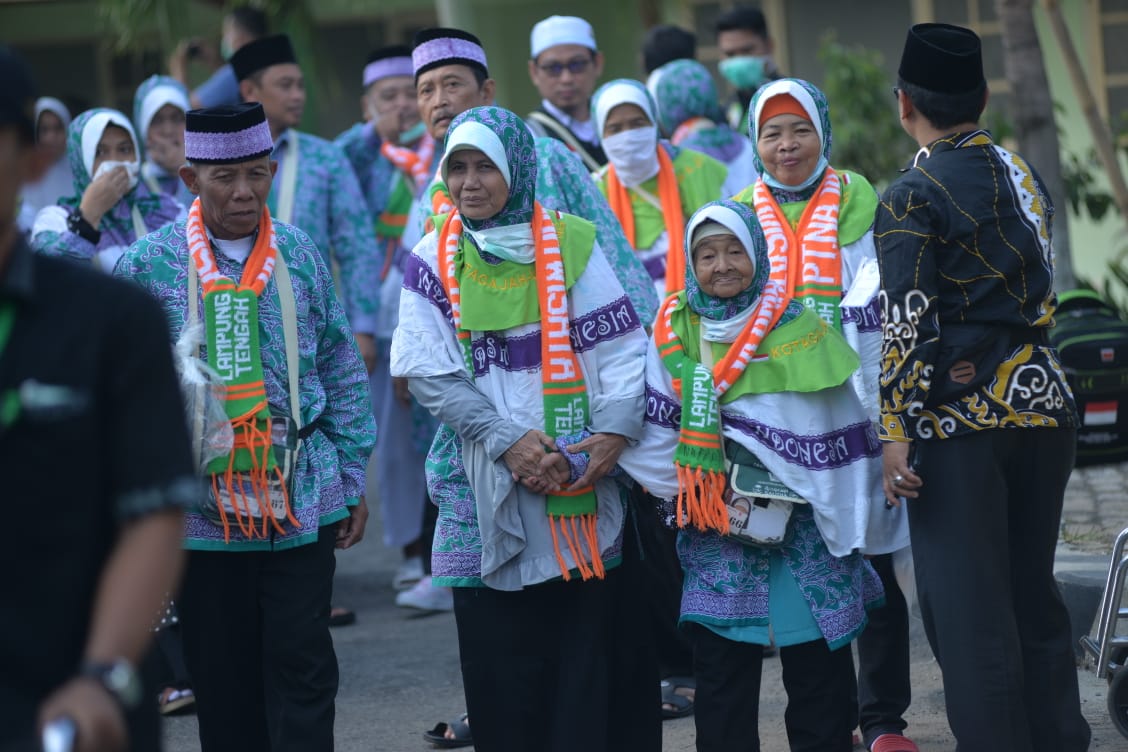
[163,458,1128,751]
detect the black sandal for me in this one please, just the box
[423,712,473,748]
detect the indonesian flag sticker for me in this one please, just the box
[1085,400,1119,426]
[1101,347,1116,364]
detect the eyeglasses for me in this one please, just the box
[891,86,901,100]
[536,58,593,78]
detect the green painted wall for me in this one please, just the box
[1034,3,1128,292]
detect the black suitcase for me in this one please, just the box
[1050,289,1128,466]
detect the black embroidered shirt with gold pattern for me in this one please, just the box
[874,130,1077,442]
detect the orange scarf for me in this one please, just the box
[671,117,713,147]
[380,131,436,192]
[436,203,605,581]
[606,147,686,294]
[652,281,791,532]
[751,170,843,328]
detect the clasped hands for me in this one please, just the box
[501,429,626,495]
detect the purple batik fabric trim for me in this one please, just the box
[185,121,273,162]
[645,385,681,430]
[722,412,882,470]
[412,38,488,74]
[402,253,454,323]
[841,297,881,333]
[364,58,413,87]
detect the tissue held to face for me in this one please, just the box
[91,124,139,184]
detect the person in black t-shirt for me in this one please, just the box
[0,46,195,752]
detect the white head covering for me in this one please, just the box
[34,97,71,138]
[751,79,825,149]
[593,80,657,143]
[530,15,597,59]
[138,84,189,140]
[81,110,140,181]
[685,203,761,343]
[439,121,511,188]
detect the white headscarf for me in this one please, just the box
[81,110,141,190]
[438,118,534,263]
[685,203,760,343]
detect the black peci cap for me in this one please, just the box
[0,45,37,142]
[898,23,986,95]
[230,34,298,82]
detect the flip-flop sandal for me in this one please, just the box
[423,713,473,749]
[660,678,695,720]
[328,606,356,627]
[158,687,196,716]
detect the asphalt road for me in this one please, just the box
[163,474,1128,751]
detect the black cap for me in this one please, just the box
[0,45,37,142]
[411,27,489,80]
[898,23,986,95]
[184,102,274,164]
[367,44,413,65]
[230,34,298,82]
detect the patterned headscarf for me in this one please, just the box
[684,199,770,320]
[60,108,179,236]
[649,59,725,134]
[747,78,832,196]
[648,59,745,163]
[440,106,537,231]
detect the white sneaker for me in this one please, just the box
[394,577,453,611]
[392,556,424,590]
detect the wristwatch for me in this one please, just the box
[80,658,142,710]
[66,207,101,244]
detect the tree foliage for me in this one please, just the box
[97,0,309,54]
[817,32,916,190]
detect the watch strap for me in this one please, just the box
[68,208,101,244]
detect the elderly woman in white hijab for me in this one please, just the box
[133,74,193,206]
[592,78,728,303]
[391,105,658,751]
[31,107,183,272]
[20,97,73,216]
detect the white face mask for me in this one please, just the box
[602,128,660,187]
[93,159,140,191]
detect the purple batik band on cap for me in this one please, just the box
[364,57,414,87]
[185,120,274,163]
[412,38,488,75]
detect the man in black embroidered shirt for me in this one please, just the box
[0,45,195,752]
[875,23,1089,752]
[526,15,607,172]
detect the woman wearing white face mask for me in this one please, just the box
[31,108,183,273]
[593,79,728,304]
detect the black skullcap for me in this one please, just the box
[184,102,274,164]
[898,23,986,95]
[411,27,489,80]
[230,34,298,82]
[0,45,37,142]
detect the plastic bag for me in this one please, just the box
[173,321,233,472]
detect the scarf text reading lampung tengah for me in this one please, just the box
[437,201,605,582]
[606,147,686,295]
[186,198,300,541]
[752,169,843,329]
[652,281,790,533]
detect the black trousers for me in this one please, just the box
[452,509,660,752]
[179,526,339,752]
[635,487,694,677]
[856,552,911,747]
[908,429,1090,752]
[692,624,856,752]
